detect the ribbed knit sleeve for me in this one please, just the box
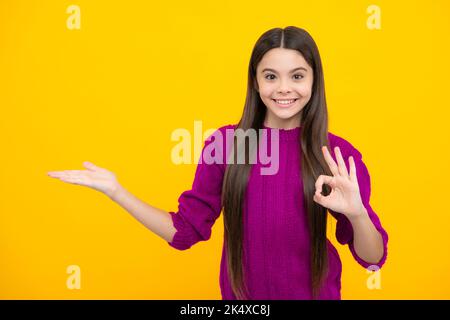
[328,136,389,269]
[167,126,228,250]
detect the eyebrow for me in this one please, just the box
[261,67,308,73]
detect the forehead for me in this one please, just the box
[257,48,311,72]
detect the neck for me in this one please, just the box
[263,113,302,129]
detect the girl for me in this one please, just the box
[47,26,388,300]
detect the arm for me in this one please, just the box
[47,126,229,251]
[47,161,177,243]
[109,184,177,243]
[347,206,384,264]
[118,125,231,250]
[316,144,388,268]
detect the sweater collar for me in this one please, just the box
[262,124,301,141]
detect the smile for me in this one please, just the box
[272,98,298,107]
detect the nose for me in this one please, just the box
[277,79,292,94]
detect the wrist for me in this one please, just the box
[108,183,125,201]
[348,205,368,223]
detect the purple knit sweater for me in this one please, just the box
[167,124,388,300]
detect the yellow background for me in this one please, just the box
[1,0,449,299]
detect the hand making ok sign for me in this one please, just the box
[313,146,367,220]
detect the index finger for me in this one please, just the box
[321,146,339,176]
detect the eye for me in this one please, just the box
[264,73,304,80]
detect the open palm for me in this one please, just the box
[47,161,120,198]
[313,146,365,219]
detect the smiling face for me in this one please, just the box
[255,48,314,129]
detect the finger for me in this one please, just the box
[47,170,67,178]
[321,146,339,176]
[64,177,84,185]
[313,192,323,205]
[48,170,82,182]
[57,171,73,181]
[47,170,81,178]
[349,156,358,182]
[61,171,86,185]
[313,189,332,207]
[315,174,335,194]
[334,147,349,178]
[83,161,99,171]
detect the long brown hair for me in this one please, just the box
[221,26,333,299]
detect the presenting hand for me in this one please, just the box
[313,146,366,220]
[47,161,121,198]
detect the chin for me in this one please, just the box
[271,108,303,119]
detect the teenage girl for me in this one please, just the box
[48,26,388,300]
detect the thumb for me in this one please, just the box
[83,161,99,171]
[313,191,325,206]
[313,192,320,204]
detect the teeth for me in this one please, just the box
[275,99,296,105]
